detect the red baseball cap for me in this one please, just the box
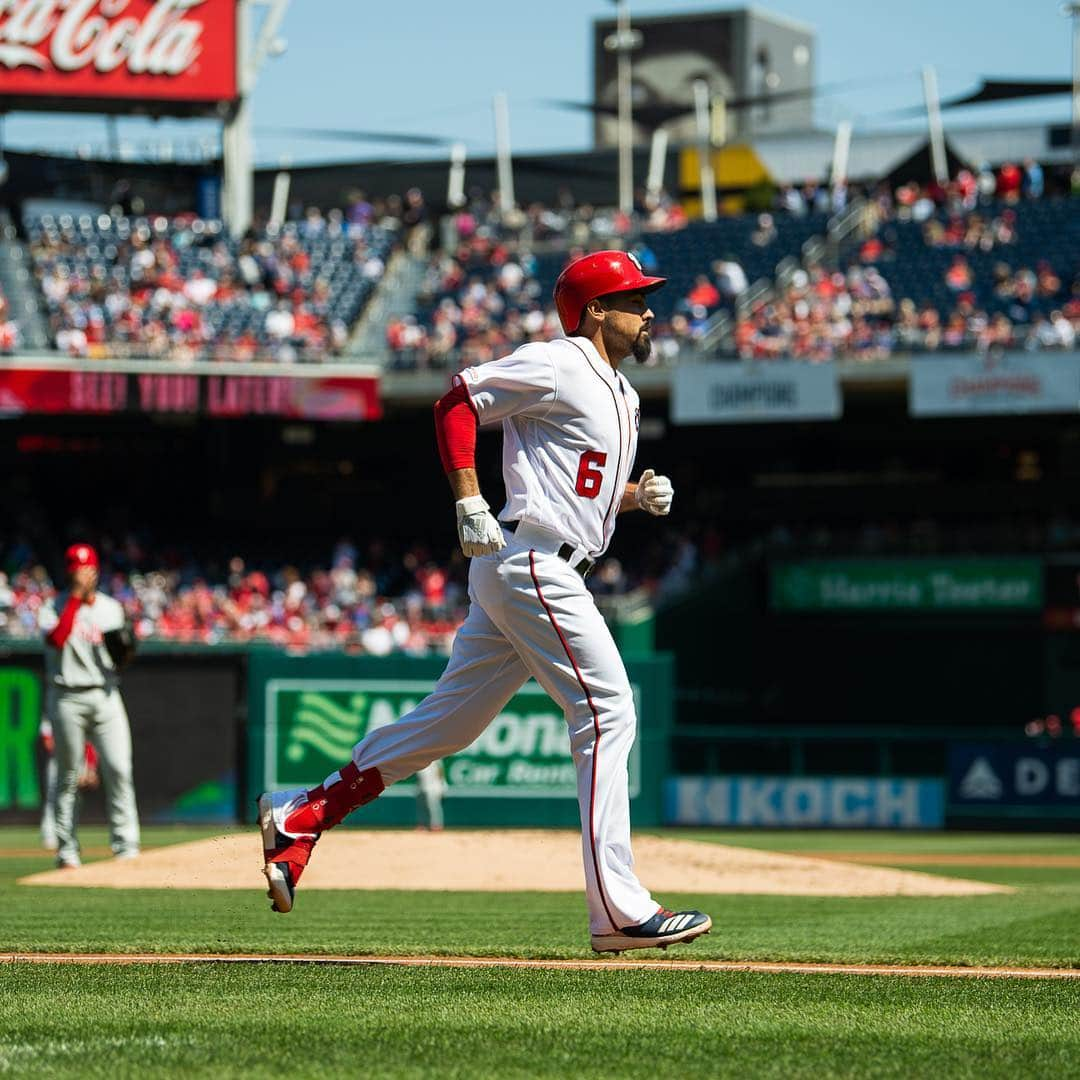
[554,250,666,335]
[65,543,99,573]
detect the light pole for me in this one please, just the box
[223,0,291,235]
[493,92,516,213]
[604,0,642,216]
[1067,3,1080,166]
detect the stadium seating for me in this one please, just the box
[392,208,829,369]
[735,193,1079,359]
[26,210,400,362]
[850,198,1078,325]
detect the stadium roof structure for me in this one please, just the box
[880,79,1074,120]
[751,122,1073,186]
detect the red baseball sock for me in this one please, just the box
[284,762,385,833]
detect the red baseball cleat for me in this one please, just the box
[257,762,384,913]
[258,790,319,913]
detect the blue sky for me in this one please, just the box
[1,0,1074,164]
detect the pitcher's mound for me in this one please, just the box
[18,830,1011,897]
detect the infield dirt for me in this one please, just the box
[17,829,1012,896]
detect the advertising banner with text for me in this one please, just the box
[949,742,1080,819]
[672,361,841,425]
[0,0,238,106]
[910,352,1080,417]
[247,652,673,828]
[262,677,641,800]
[771,559,1043,613]
[0,368,382,421]
[666,776,945,828]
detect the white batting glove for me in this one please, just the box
[456,495,507,557]
[634,468,674,516]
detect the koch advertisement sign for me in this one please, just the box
[666,776,944,828]
[949,743,1080,815]
[263,678,641,799]
[0,0,238,106]
[910,353,1080,417]
[672,361,841,425]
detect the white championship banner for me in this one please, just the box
[671,361,842,425]
[910,352,1080,417]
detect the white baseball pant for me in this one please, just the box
[40,754,58,850]
[50,687,140,864]
[346,527,659,934]
[415,762,445,830]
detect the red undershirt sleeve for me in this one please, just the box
[46,595,82,649]
[433,381,479,474]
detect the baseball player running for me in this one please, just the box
[38,544,140,868]
[260,251,711,953]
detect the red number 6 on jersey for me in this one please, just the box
[575,450,607,499]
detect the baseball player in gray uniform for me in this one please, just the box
[259,251,711,954]
[38,543,140,868]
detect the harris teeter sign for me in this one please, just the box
[263,678,641,798]
[771,559,1043,612]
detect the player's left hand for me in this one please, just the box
[634,469,674,516]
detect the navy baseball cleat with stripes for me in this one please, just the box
[591,908,712,953]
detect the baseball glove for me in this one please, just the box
[103,623,137,670]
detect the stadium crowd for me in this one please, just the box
[27,197,406,363]
[387,187,693,370]
[0,287,17,354]
[387,166,1076,369]
[732,166,1078,362]
[9,160,1077,368]
[0,524,709,653]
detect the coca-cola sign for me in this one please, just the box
[0,0,237,104]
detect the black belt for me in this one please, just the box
[504,521,595,579]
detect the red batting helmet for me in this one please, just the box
[553,250,666,335]
[65,543,99,573]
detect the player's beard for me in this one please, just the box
[631,329,652,363]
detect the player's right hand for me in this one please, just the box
[72,565,98,598]
[456,495,506,558]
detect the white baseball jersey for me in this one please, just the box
[39,592,126,690]
[457,335,640,558]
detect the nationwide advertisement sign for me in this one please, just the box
[771,559,1043,613]
[665,776,945,828]
[949,742,1080,817]
[0,0,238,106]
[910,352,1080,417]
[671,361,841,425]
[0,368,382,420]
[263,678,642,799]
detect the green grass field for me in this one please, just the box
[3,825,1079,1078]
